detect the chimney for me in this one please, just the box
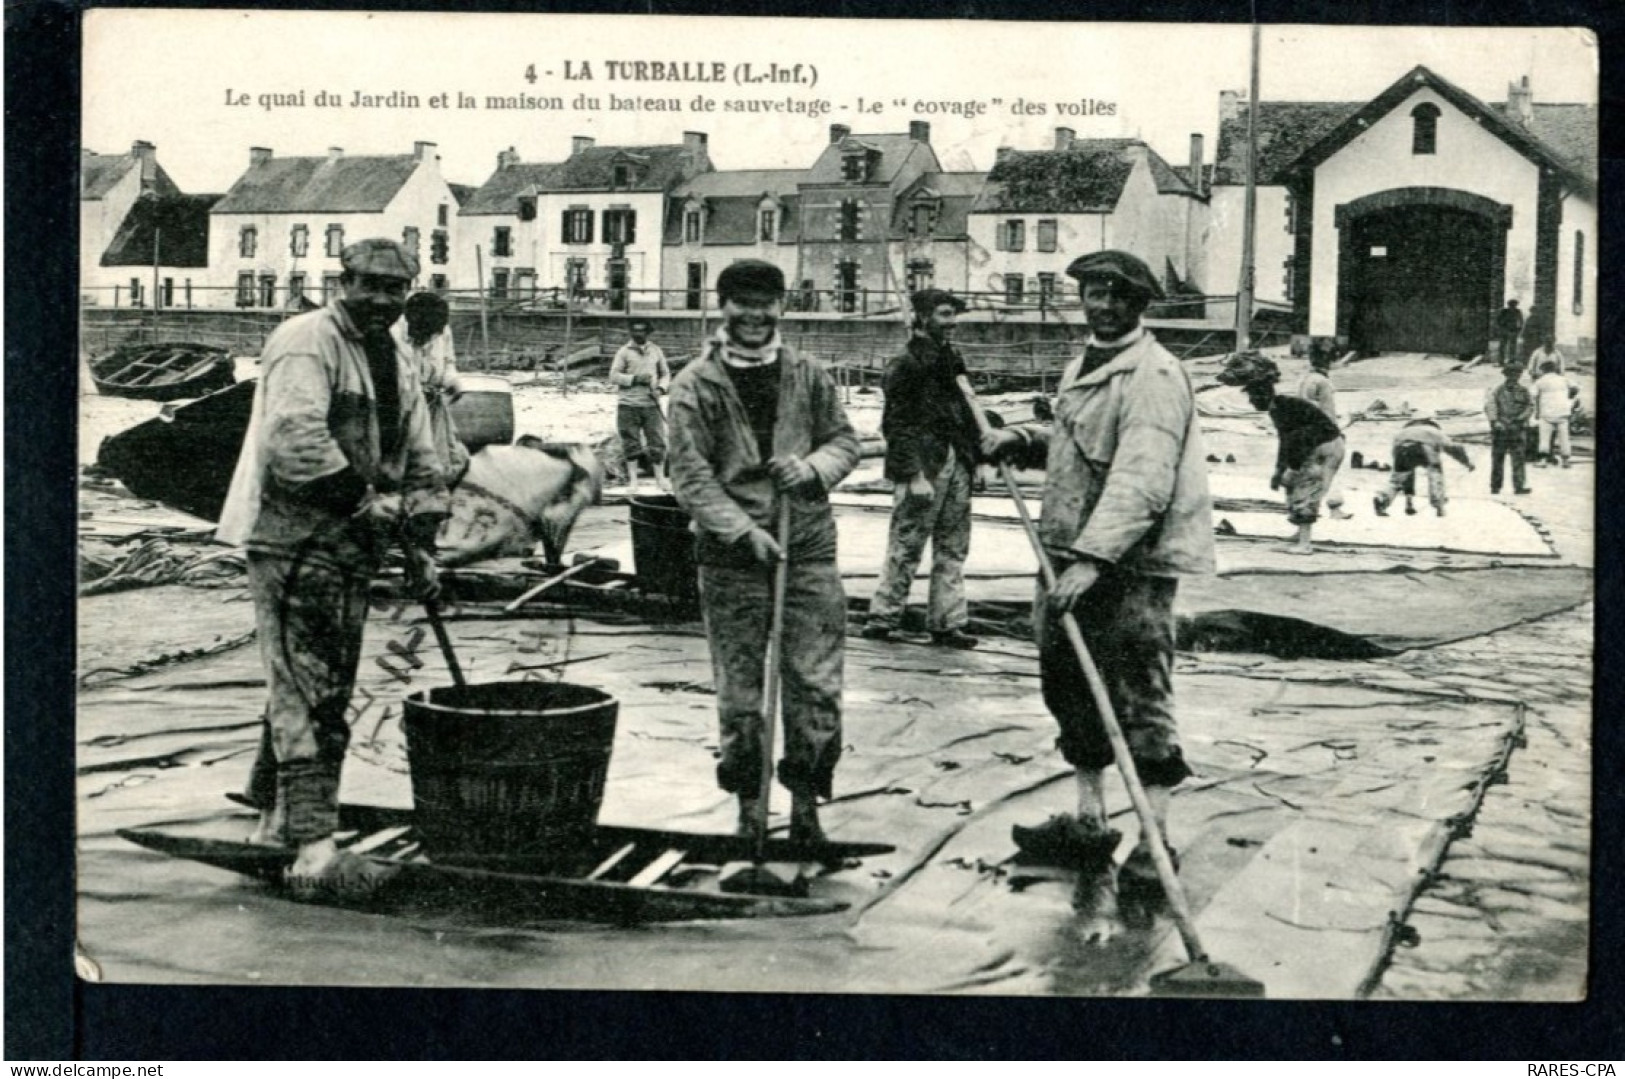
[327,146,344,163]
[130,140,158,185]
[683,130,708,156]
[1219,89,1242,124]
[571,135,595,156]
[414,140,436,162]
[909,121,931,143]
[1054,127,1075,152]
[497,146,520,169]
[829,123,851,144]
[1188,133,1205,197]
[1507,75,1534,127]
[249,146,273,167]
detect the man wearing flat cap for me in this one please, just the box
[667,259,862,841]
[981,250,1214,940]
[861,289,982,648]
[218,238,449,895]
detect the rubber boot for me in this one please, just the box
[789,793,826,845]
[735,794,762,838]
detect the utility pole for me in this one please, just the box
[151,227,162,338]
[1235,21,1261,354]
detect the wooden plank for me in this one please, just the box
[586,842,638,881]
[347,825,413,855]
[627,848,687,888]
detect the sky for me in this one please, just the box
[83,12,1598,194]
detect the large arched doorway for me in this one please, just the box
[1335,188,1510,355]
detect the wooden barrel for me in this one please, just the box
[449,374,515,449]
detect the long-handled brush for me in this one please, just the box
[719,500,806,896]
[958,374,1265,997]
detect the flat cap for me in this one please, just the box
[1064,250,1164,301]
[910,288,967,317]
[341,238,420,280]
[716,259,786,303]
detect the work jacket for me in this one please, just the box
[1011,331,1215,577]
[881,335,981,482]
[218,303,448,564]
[667,338,861,566]
[1485,382,1535,433]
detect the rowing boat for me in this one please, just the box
[88,342,236,401]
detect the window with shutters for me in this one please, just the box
[563,208,594,244]
[1411,103,1440,155]
[1573,231,1585,315]
[322,274,342,303]
[258,274,276,308]
[1037,219,1058,253]
[838,200,861,242]
[491,268,509,300]
[1004,274,1024,305]
[289,273,306,301]
[1283,256,1295,303]
[325,224,344,257]
[402,226,420,259]
[160,278,174,308]
[759,209,777,242]
[684,210,702,243]
[129,279,143,307]
[836,260,859,313]
[1038,273,1057,303]
[602,208,637,245]
[430,230,449,265]
[239,227,257,258]
[911,204,932,237]
[429,274,448,291]
[566,258,588,294]
[290,224,309,258]
[998,220,1025,252]
[236,272,255,307]
[841,154,865,182]
[493,226,513,257]
[905,259,935,293]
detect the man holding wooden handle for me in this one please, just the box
[980,250,1214,939]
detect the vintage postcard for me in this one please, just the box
[76,10,1596,1000]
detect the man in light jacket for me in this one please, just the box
[1532,360,1575,468]
[982,251,1215,941]
[217,239,448,895]
[609,319,672,485]
[667,260,861,843]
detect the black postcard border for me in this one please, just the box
[8,0,1622,1060]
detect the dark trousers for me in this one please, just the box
[1490,429,1528,493]
[617,404,667,478]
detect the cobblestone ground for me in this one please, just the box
[1374,601,1591,1000]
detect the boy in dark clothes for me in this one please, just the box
[1219,353,1347,555]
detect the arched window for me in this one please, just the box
[1411,103,1440,155]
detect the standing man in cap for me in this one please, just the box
[1494,298,1524,365]
[860,288,982,648]
[1484,361,1534,495]
[981,251,1214,939]
[608,318,672,487]
[667,259,862,842]
[217,238,449,894]
[392,290,468,487]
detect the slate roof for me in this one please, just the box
[663,170,805,245]
[100,193,221,267]
[447,183,477,207]
[1212,102,1362,186]
[213,154,423,214]
[972,140,1175,214]
[459,162,564,216]
[1213,67,1597,189]
[804,133,940,185]
[541,143,705,193]
[81,151,180,200]
[890,172,986,239]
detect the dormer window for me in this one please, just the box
[841,153,873,183]
[1411,102,1440,155]
[239,226,257,259]
[613,163,631,188]
[759,208,777,242]
[684,208,702,243]
[518,196,537,222]
[911,204,932,237]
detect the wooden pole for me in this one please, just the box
[475,244,490,360]
[151,227,161,338]
[1234,21,1262,353]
